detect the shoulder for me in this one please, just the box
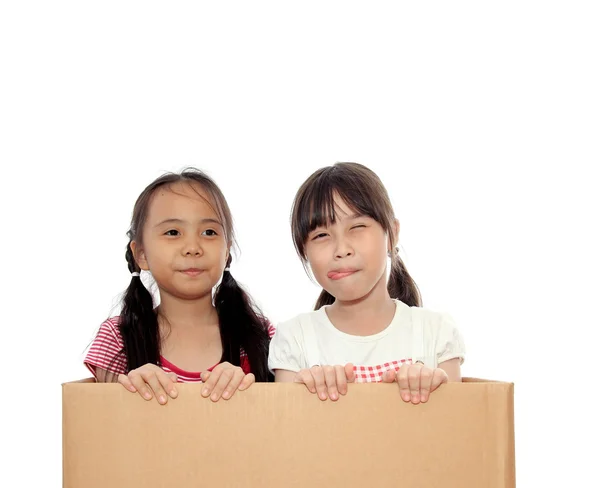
[94,317,124,346]
[398,300,458,333]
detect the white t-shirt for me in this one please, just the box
[268,299,466,382]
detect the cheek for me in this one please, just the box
[306,249,327,275]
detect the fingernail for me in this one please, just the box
[421,394,428,403]
[222,391,230,399]
[412,394,420,404]
[171,389,177,397]
[159,395,166,404]
[402,393,410,402]
[331,393,338,401]
[319,392,327,400]
[211,393,219,402]
[144,392,151,400]
[202,388,209,397]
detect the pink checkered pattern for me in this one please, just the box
[353,359,414,383]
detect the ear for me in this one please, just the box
[130,240,150,271]
[389,218,400,251]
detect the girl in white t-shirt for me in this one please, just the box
[269,162,466,404]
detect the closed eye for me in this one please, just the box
[351,224,366,230]
[311,232,328,240]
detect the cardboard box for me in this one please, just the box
[62,378,515,487]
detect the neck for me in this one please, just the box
[157,291,218,329]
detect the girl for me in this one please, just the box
[269,162,465,404]
[85,168,274,404]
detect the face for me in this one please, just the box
[131,182,229,301]
[304,194,393,303]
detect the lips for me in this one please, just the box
[327,269,358,280]
[180,268,204,277]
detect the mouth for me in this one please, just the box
[327,269,359,281]
[180,268,205,277]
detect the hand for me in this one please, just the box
[118,363,178,405]
[200,362,255,402]
[294,364,355,401]
[382,362,448,404]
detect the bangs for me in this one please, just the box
[293,165,390,249]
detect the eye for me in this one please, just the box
[311,232,328,241]
[202,229,218,236]
[351,224,366,230]
[164,229,180,236]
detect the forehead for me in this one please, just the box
[147,181,219,221]
[330,194,359,219]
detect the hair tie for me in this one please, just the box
[131,272,141,277]
[224,268,230,272]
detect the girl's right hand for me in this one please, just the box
[294,364,355,401]
[118,364,179,405]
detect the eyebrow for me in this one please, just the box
[154,218,223,228]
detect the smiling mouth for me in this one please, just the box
[327,270,358,281]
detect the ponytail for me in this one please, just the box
[118,242,161,371]
[214,257,272,382]
[314,289,335,310]
[388,250,422,307]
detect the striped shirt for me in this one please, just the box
[85,317,276,383]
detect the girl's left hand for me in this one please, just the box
[382,362,448,404]
[200,362,255,402]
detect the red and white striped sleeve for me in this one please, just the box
[84,317,128,379]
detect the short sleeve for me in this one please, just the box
[268,319,307,373]
[436,314,466,365]
[84,318,128,379]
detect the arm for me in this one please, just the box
[438,358,461,382]
[274,369,297,382]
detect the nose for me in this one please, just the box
[182,235,204,257]
[334,237,354,259]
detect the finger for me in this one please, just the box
[294,370,316,393]
[408,364,422,404]
[419,367,434,403]
[221,369,246,400]
[311,366,327,401]
[158,371,178,399]
[117,374,136,393]
[322,366,338,400]
[128,372,153,401]
[430,368,449,393]
[238,373,255,391]
[344,363,356,383]
[201,369,220,398]
[396,364,411,402]
[210,368,235,402]
[141,371,169,405]
[335,366,347,396]
[381,369,396,383]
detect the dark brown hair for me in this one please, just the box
[291,162,422,309]
[115,168,271,381]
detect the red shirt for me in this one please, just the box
[84,317,276,382]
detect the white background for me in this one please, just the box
[1,1,598,486]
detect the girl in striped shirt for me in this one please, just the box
[85,168,274,404]
[269,163,465,404]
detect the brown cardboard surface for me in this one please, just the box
[63,378,515,488]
